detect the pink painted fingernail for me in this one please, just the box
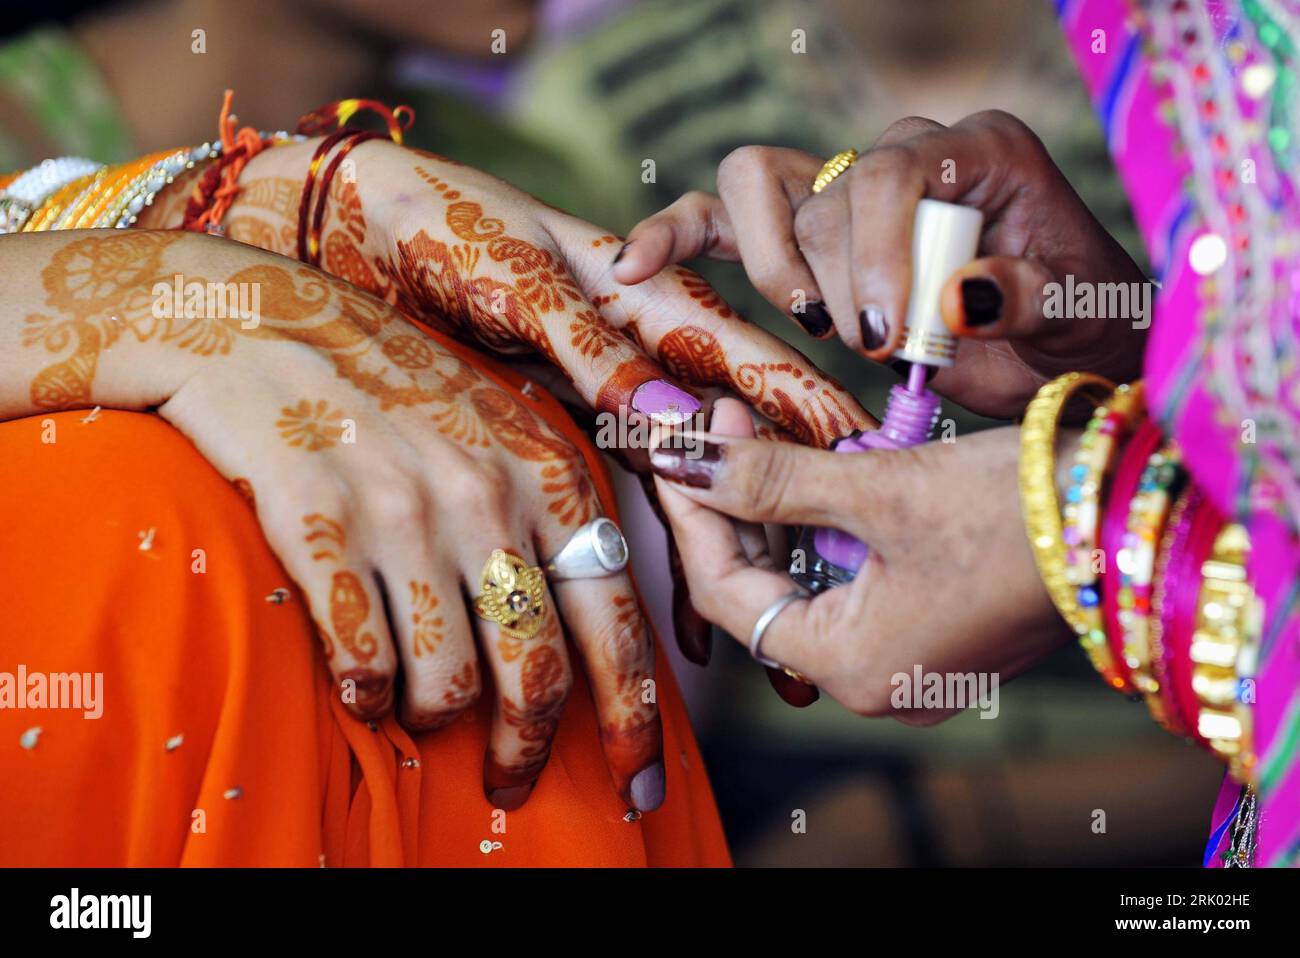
[631,380,700,425]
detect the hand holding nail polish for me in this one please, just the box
[613,112,1148,421]
[649,403,1072,723]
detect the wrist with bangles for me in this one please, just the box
[1020,373,1261,783]
[1,91,411,251]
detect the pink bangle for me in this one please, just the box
[1148,486,1201,735]
[1101,420,1161,694]
[1164,494,1225,745]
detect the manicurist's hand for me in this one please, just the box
[1,229,664,812]
[614,111,1148,419]
[649,399,1075,722]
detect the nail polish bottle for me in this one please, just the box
[790,199,983,593]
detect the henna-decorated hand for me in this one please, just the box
[613,112,1148,420]
[143,136,878,673]
[146,139,871,445]
[3,229,665,813]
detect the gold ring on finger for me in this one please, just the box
[472,549,547,640]
[811,149,860,193]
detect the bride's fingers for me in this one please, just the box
[555,217,875,447]
[558,296,703,426]
[541,558,666,812]
[462,541,573,812]
[638,475,712,666]
[383,561,482,730]
[278,508,399,719]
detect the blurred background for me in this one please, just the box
[0,0,1224,865]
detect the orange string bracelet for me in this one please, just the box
[183,90,279,234]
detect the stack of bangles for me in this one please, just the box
[0,93,411,248]
[1021,372,1262,785]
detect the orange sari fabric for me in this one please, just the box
[0,332,731,867]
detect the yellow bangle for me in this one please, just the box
[1020,372,1118,674]
[22,171,101,231]
[1192,522,1260,784]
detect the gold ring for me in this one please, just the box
[472,549,547,640]
[811,149,860,193]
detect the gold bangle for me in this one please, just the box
[1020,372,1118,675]
[1191,522,1260,784]
[811,149,859,194]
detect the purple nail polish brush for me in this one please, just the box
[790,200,983,593]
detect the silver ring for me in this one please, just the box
[543,517,629,581]
[749,589,807,669]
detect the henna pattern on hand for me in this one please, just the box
[408,580,445,657]
[301,513,379,665]
[277,399,347,450]
[23,232,189,407]
[469,385,596,527]
[490,637,569,782]
[657,316,859,448]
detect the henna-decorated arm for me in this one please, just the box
[1,228,667,811]
[141,137,876,445]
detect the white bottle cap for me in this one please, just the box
[894,199,983,368]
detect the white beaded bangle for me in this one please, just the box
[0,156,103,234]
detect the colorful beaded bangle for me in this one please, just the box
[106,144,225,230]
[1192,522,1261,783]
[1020,372,1116,664]
[1117,441,1187,697]
[1101,419,1162,694]
[1062,382,1144,663]
[1146,485,1199,734]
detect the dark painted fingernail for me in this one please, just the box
[487,783,534,811]
[669,539,712,665]
[650,441,724,488]
[630,762,666,812]
[612,242,629,265]
[960,277,1003,327]
[888,359,938,383]
[794,300,833,338]
[860,306,888,350]
[765,667,820,708]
